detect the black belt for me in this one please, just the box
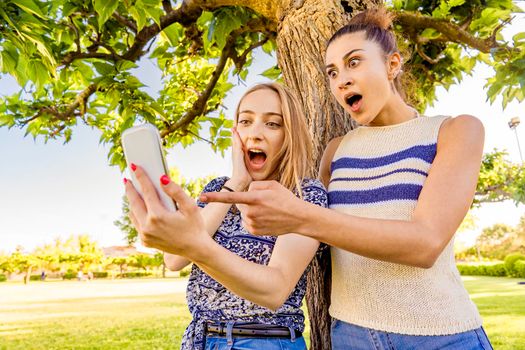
[205,322,302,338]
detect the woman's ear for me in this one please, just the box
[387,52,402,80]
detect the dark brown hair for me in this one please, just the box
[327,7,406,100]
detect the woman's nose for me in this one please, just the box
[338,73,353,90]
[246,123,264,140]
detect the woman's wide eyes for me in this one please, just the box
[348,57,360,67]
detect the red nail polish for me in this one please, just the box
[130,163,137,171]
[123,178,128,184]
[160,174,170,185]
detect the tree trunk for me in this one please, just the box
[275,0,380,348]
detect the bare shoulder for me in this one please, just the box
[318,136,345,187]
[438,114,485,150]
[325,136,345,155]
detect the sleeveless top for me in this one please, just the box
[328,115,482,335]
[181,176,328,350]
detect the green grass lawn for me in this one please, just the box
[0,276,523,349]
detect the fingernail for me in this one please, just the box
[160,174,170,185]
[123,178,128,184]
[199,195,208,202]
[130,163,137,171]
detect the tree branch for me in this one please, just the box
[230,34,271,70]
[23,84,98,125]
[112,12,137,33]
[394,11,506,53]
[160,36,235,138]
[415,43,441,64]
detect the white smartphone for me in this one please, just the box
[121,123,177,212]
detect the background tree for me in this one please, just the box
[128,253,154,272]
[1,0,524,347]
[475,149,525,205]
[8,248,40,284]
[476,223,516,260]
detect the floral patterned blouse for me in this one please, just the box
[180,176,328,350]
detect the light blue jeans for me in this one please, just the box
[204,335,307,350]
[331,319,493,350]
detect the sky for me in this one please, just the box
[0,13,524,253]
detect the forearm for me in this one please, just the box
[190,237,289,310]
[164,253,191,271]
[297,203,440,268]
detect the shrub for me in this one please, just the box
[29,275,41,281]
[93,271,108,279]
[179,265,192,277]
[504,253,525,277]
[118,271,152,278]
[0,274,6,282]
[515,260,525,278]
[456,263,507,277]
[484,263,507,277]
[63,271,77,280]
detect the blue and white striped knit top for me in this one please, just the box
[328,115,482,335]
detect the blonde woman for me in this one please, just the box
[124,83,327,350]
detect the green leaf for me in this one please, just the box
[208,10,243,50]
[513,32,525,45]
[93,0,119,30]
[143,5,162,28]
[93,62,116,76]
[262,39,276,55]
[161,24,183,47]
[420,28,441,40]
[260,66,281,80]
[11,0,45,19]
[0,49,17,73]
[116,60,138,71]
[448,0,466,8]
[129,5,147,32]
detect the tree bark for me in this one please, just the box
[274,1,380,348]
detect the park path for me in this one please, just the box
[0,278,188,307]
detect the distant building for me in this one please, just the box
[102,246,140,258]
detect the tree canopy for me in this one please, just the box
[0,0,524,169]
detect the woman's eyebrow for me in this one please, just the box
[239,110,283,117]
[325,48,364,70]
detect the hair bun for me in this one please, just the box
[349,7,394,31]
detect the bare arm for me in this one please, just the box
[125,166,321,310]
[318,136,344,188]
[202,115,485,268]
[191,233,319,310]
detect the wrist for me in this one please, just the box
[225,178,250,192]
[189,234,217,265]
[294,201,317,237]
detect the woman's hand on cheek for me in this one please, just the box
[229,127,252,191]
[123,165,210,258]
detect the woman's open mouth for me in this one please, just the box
[345,94,363,113]
[247,149,267,170]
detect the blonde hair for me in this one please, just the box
[234,83,313,197]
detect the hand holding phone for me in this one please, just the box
[121,123,177,212]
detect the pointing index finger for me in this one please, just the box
[200,191,257,205]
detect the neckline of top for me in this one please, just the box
[358,110,424,130]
